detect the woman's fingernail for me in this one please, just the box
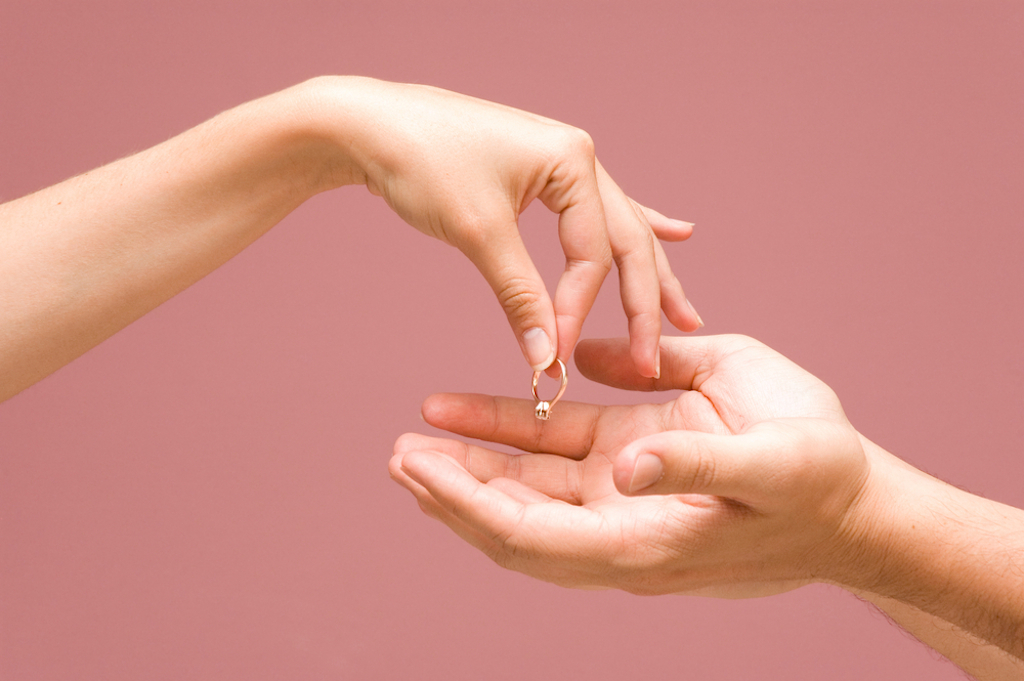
[687,299,704,329]
[523,327,555,370]
[654,345,661,379]
[629,453,664,493]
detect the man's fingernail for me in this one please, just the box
[654,345,661,379]
[523,327,555,370]
[687,299,704,329]
[629,453,664,493]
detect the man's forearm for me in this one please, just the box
[0,78,357,401]
[842,440,1024,665]
[850,589,1024,681]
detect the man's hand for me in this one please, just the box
[389,335,872,597]
[391,334,1024,673]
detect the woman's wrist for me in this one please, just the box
[217,76,382,202]
[291,75,404,195]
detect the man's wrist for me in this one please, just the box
[831,436,1024,659]
[813,436,905,593]
[826,437,958,597]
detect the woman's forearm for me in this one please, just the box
[1,76,699,400]
[0,79,353,401]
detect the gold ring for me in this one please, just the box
[532,358,568,421]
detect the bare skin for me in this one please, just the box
[0,76,701,402]
[391,335,1024,678]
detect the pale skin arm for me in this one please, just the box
[390,335,1024,678]
[0,76,701,402]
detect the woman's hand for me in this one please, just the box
[0,76,697,399]
[389,335,873,597]
[321,77,701,377]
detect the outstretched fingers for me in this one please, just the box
[420,393,603,460]
[390,451,509,561]
[397,450,574,566]
[393,432,586,503]
[395,449,617,587]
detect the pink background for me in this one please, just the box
[2,1,1022,679]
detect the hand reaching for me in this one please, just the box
[330,78,701,377]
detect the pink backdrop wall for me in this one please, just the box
[2,1,1022,679]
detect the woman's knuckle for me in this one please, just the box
[559,126,596,158]
[496,279,541,320]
